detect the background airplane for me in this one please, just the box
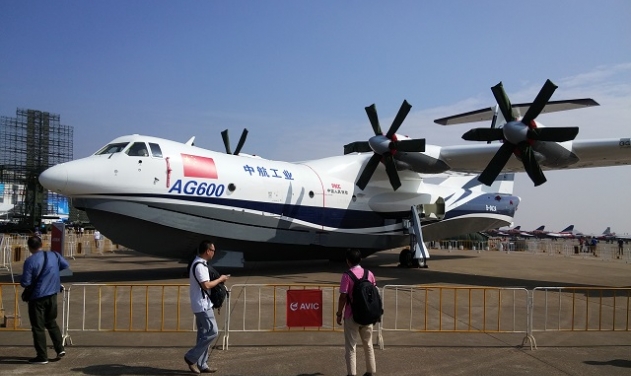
[593,227,631,242]
[545,225,576,239]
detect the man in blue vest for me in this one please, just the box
[20,236,70,364]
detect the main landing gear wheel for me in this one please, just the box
[398,248,421,268]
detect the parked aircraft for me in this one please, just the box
[38,80,631,266]
[484,225,524,238]
[524,225,546,238]
[546,225,576,239]
[594,227,631,241]
[484,225,547,238]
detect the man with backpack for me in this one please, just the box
[184,240,230,374]
[336,248,381,376]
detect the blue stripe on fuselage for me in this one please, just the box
[91,192,517,229]
[443,194,519,220]
[97,193,405,229]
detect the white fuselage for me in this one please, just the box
[39,134,519,260]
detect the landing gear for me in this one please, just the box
[401,205,430,269]
[398,247,422,268]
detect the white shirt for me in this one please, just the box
[189,256,213,313]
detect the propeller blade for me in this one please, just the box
[491,82,515,122]
[527,127,579,142]
[221,129,232,155]
[462,128,504,142]
[478,142,515,186]
[233,128,249,155]
[355,153,382,190]
[390,138,426,152]
[518,143,547,186]
[344,141,372,154]
[521,79,558,125]
[385,100,412,138]
[365,104,383,135]
[383,154,401,191]
[488,105,499,144]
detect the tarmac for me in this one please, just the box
[1,244,630,375]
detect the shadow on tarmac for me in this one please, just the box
[73,364,191,375]
[584,359,631,368]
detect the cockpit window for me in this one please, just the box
[95,142,129,155]
[149,143,163,158]
[126,142,150,157]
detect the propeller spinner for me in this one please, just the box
[462,80,579,186]
[345,100,426,191]
[221,128,249,155]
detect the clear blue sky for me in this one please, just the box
[1,1,630,235]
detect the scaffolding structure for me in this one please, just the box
[0,109,73,229]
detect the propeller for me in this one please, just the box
[221,128,249,155]
[462,80,579,186]
[345,100,426,191]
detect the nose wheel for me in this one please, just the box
[398,247,422,268]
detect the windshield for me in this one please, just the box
[95,142,129,155]
[126,142,150,157]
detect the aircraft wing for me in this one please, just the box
[434,99,599,125]
[436,138,631,173]
[565,139,631,169]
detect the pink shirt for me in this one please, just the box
[339,265,376,320]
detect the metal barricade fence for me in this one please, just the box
[0,236,14,280]
[531,287,631,334]
[63,283,197,345]
[5,282,631,351]
[379,285,533,348]
[223,284,341,350]
[0,283,25,330]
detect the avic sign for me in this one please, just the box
[286,289,323,327]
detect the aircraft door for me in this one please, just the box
[119,142,165,189]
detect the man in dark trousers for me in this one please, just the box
[184,240,230,374]
[336,248,377,376]
[20,236,69,364]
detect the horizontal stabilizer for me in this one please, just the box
[434,98,599,125]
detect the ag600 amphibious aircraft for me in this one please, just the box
[39,80,631,267]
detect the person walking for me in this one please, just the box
[336,248,378,376]
[20,236,69,364]
[184,240,229,374]
[93,230,101,249]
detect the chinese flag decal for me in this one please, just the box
[181,154,218,179]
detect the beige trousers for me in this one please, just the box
[343,317,376,375]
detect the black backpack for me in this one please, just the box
[345,269,383,325]
[192,262,228,310]
[207,264,228,310]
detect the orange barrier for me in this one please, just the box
[0,283,25,331]
[379,285,532,348]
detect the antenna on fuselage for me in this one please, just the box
[185,137,196,146]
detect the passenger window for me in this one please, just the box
[126,142,150,157]
[95,142,129,155]
[149,143,163,158]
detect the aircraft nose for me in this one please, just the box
[39,164,68,193]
